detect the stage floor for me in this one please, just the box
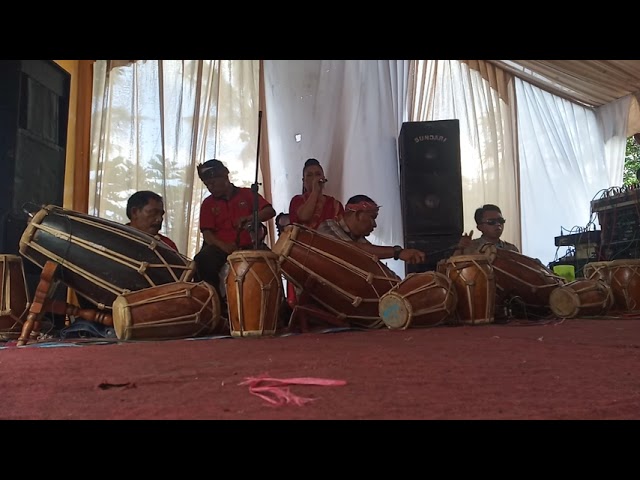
[1,317,639,420]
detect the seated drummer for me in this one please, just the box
[126,190,178,251]
[193,159,276,299]
[455,204,519,255]
[317,194,426,265]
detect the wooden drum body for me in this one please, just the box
[479,243,564,316]
[0,255,31,334]
[226,250,283,337]
[111,281,222,340]
[272,224,400,328]
[549,279,613,318]
[438,255,495,325]
[19,205,195,310]
[379,271,457,330]
[607,259,640,312]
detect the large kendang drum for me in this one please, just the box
[478,243,565,317]
[19,205,196,310]
[272,224,400,328]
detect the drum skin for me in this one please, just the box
[226,250,283,337]
[272,224,399,328]
[0,255,30,333]
[19,205,196,309]
[111,281,221,340]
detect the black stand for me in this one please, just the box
[250,110,263,250]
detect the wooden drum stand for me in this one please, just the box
[16,261,113,347]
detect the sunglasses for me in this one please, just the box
[482,218,506,226]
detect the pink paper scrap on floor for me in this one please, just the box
[239,374,347,406]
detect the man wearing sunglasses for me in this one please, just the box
[456,204,519,254]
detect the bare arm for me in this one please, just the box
[202,230,237,254]
[295,181,323,222]
[352,243,426,264]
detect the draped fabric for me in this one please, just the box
[407,60,521,250]
[88,60,261,257]
[263,60,410,277]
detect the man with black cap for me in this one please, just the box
[194,159,276,298]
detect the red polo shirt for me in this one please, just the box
[200,186,271,246]
[158,233,178,251]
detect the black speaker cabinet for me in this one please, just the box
[0,60,70,255]
[399,120,463,237]
[405,233,461,276]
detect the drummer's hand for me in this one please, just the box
[221,242,238,254]
[233,215,252,229]
[457,230,474,249]
[400,248,426,264]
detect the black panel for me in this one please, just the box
[405,233,462,276]
[399,120,463,237]
[0,60,70,255]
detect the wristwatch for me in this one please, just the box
[393,245,403,260]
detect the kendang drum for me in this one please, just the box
[19,205,196,310]
[549,279,613,318]
[0,255,31,335]
[479,243,565,317]
[379,271,457,330]
[583,261,612,286]
[437,254,495,325]
[111,281,222,340]
[607,259,640,312]
[272,224,400,328]
[226,250,283,337]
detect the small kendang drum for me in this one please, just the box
[0,255,31,335]
[607,259,640,313]
[19,205,196,310]
[379,271,457,330]
[226,250,283,337]
[478,243,565,317]
[111,281,222,340]
[549,278,613,319]
[583,261,612,286]
[437,254,495,325]
[272,224,400,328]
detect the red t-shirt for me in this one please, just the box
[289,193,344,230]
[158,233,178,251]
[200,186,271,246]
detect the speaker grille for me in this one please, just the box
[399,120,463,236]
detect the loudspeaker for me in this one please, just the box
[405,233,461,275]
[0,60,70,255]
[399,120,463,237]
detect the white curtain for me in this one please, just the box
[408,60,520,248]
[264,60,410,277]
[89,60,260,258]
[516,80,628,265]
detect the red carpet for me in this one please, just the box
[1,318,639,419]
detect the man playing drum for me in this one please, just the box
[317,195,426,265]
[126,191,178,251]
[194,159,276,300]
[456,204,519,255]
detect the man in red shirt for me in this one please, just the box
[194,159,276,298]
[126,190,178,251]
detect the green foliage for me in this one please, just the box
[623,136,640,186]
